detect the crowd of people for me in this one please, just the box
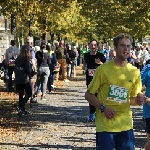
[2,33,150,149]
[3,38,80,114]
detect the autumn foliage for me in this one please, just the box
[0,0,150,42]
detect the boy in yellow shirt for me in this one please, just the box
[85,33,146,150]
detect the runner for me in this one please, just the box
[83,39,106,121]
[141,64,150,150]
[85,33,145,149]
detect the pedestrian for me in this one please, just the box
[83,39,106,121]
[81,44,89,64]
[67,45,76,78]
[85,33,145,150]
[109,48,116,60]
[55,40,69,82]
[34,42,50,100]
[27,37,37,103]
[141,64,150,150]
[73,46,79,67]
[127,47,136,65]
[5,40,19,92]
[15,45,32,116]
[134,46,143,70]
[47,44,57,93]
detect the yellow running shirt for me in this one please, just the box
[88,60,142,132]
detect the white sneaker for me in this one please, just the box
[51,85,56,88]
[64,79,70,82]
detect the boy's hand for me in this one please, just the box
[136,93,146,105]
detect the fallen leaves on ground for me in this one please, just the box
[0,65,84,135]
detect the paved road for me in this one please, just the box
[0,73,147,150]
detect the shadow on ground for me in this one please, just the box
[131,107,146,148]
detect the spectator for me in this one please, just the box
[73,46,79,67]
[47,44,57,93]
[35,40,41,53]
[34,42,50,100]
[5,40,19,92]
[15,45,32,116]
[27,37,37,103]
[109,49,116,60]
[67,45,76,78]
[55,40,69,82]
[104,47,110,62]
[134,46,143,70]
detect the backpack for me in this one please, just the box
[15,57,29,84]
[8,50,18,66]
[57,46,65,59]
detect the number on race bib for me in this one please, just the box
[107,85,128,103]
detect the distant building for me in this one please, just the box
[0,15,10,32]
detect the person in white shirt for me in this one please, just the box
[5,40,20,92]
[134,46,143,70]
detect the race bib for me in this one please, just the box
[88,69,96,76]
[8,59,15,66]
[107,85,128,103]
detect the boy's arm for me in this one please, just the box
[130,69,144,105]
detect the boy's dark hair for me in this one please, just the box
[11,40,16,46]
[113,33,133,47]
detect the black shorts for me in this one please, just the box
[144,118,150,134]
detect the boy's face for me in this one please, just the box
[115,38,131,60]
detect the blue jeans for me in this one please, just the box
[48,70,56,92]
[77,56,80,66]
[96,130,135,150]
[36,67,50,96]
[36,83,41,93]
[67,63,76,77]
[74,57,78,67]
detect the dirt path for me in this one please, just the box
[0,70,147,150]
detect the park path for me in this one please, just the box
[0,71,147,150]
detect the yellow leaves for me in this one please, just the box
[1,0,150,41]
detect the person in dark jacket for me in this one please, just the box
[15,45,32,116]
[47,44,57,93]
[67,45,76,77]
[34,42,50,100]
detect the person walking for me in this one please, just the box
[55,40,69,82]
[67,45,76,78]
[47,44,57,93]
[5,40,19,92]
[35,42,50,100]
[27,37,37,103]
[85,33,145,150]
[15,45,32,116]
[73,46,79,67]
